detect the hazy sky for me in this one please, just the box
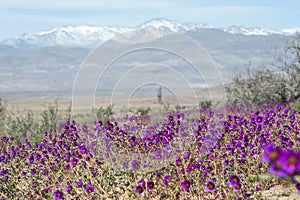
[1,0,299,40]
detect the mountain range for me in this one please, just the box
[2,18,299,48]
[0,18,299,100]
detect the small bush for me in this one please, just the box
[95,104,114,122]
[199,100,212,109]
[130,107,151,116]
[226,35,300,106]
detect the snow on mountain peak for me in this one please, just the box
[3,25,134,48]
[139,18,215,32]
[222,25,281,36]
[2,18,300,48]
[139,18,186,32]
[282,27,300,35]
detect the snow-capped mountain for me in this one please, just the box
[222,26,281,36]
[1,18,300,48]
[282,27,300,35]
[2,25,134,48]
[1,18,297,98]
[138,18,215,32]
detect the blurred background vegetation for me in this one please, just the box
[0,35,299,143]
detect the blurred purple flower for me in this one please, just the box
[80,146,89,154]
[41,186,52,193]
[136,185,144,194]
[261,145,282,163]
[76,181,83,187]
[65,164,71,170]
[71,158,78,167]
[53,190,64,200]
[131,160,140,172]
[244,192,251,199]
[255,116,264,124]
[205,181,216,192]
[147,181,155,190]
[295,182,300,194]
[228,175,240,187]
[137,178,146,188]
[233,183,242,191]
[277,150,300,174]
[30,168,37,175]
[28,155,34,164]
[85,186,94,194]
[268,163,288,177]
[1,137,9,143]
[156,173,162,180]
[256,185,261,191]
[163,175,172,185]
[65,185,72,194]
[181,180,192,191]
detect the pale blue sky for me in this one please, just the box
[1,0,299,40]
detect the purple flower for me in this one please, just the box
[255,116,264,124]
[146,181,155,190]
[28,155,34,164]
[175,157,182,166]
[146,141,153,148]
[76,181,84,187]
[0,156,6,162]
[64,153,71,161]
[0,169,8,175]
[1,136,9,143]
[65,164,71,170]
[65,185,72,194]
[166,134,173,141]
[206,166,213,173]
[131,160,140,172]
[156,173,162,181]
[276,105,283,111]
[168,115,174,121]
[32,183,37,189]
[96,120,103,127]
[261,145,282,163]
[30,168,37,175]
[41,186,52,193]
[228,175,240,187]
[49,162,56,169]
[268,163,287,177]
[244,192,251,199]
[34,153,42,160]
[224,160,229,166]
[85,186,94,194]
[53,190,64,200]
[137,178,146,188]
[42,169,48,176]
[71,158,78,167]
[86,156,91,162]
[256,185,261,191]
[233,183,242,191]
[89,167,94,172]
[205,181,216,192]
[295,182,300,193]
[80,146,89,154]
[181,180,192,191]
[277,150,300,174]
[136,185,144,194]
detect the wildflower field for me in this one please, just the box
[0,102,299,199]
